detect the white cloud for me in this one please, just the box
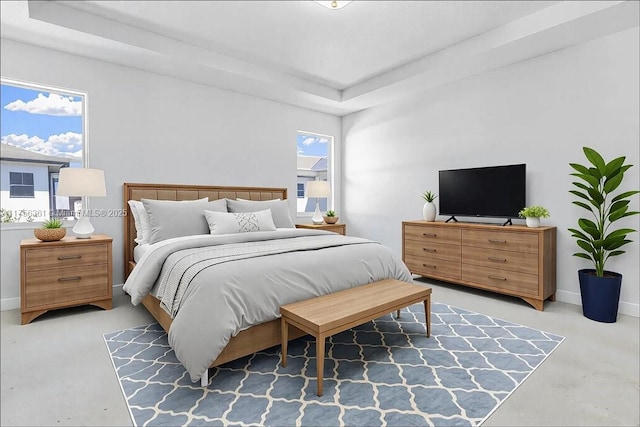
[1,133,82,159]
[4,93,82,116]
[301,136,329,146]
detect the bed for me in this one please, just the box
[122,183,413,385]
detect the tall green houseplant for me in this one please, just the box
[569,147,639,277]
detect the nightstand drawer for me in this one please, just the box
[24,243,109,271]
[23,264,109,309]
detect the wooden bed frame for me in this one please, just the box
[123,183,306,380]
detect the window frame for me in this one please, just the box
[9,172,35,198]
[296,130,334,218]
[1,78,88,229]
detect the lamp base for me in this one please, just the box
[312,202,324,225]
[72,215,95,239]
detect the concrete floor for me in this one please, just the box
[1,280,638,427]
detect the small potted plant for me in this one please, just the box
[323,210,339,224]
[422,191,438,222]
[34,218,66,242]
[518,205,550,228]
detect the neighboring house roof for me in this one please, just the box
[0,143,71,165]
[297,155,327,171]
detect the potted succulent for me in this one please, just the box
[422,191,438,222]
[34,218,67,242]
[518,205,550,228]
[569,147,639,323]
[323,210,339,224]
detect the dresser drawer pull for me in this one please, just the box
[423,248,437,252]
[422,264,437,269]
[423,233,437,237]
[488,239,507,244]
[58,255,81,260]
[488,257,507,262]
[488,275,507,281]
[58,276,81,282]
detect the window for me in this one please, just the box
[296,131,333,215]
[9,172,34,197]
[1,79,85,223]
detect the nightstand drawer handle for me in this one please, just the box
[423,248,436,252]
[422,264,437,269]
[58,276,81,282]
[488,257,507,262]
[488,239,507,244]
[488,275,507,281]
[423,233,437,237]
[58,255,81,260]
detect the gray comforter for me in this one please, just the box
[123,228,412,382]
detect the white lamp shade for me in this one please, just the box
[306,180,330,198]
[57,168,106,197]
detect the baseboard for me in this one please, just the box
[1,284,125,312]
[1,297,19,311]
[555,289,639,318]
[2,285,638,318]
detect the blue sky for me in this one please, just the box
[1,83,83,159]
[297,132,330,157]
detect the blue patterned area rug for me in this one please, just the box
[104,302,563,427]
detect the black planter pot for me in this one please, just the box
[578,269,622,323]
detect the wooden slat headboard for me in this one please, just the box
[123,183,288,278]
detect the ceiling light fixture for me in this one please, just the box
[313,1,353,10]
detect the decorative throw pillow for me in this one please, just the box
[204,209,277,235]
[142,198,228,244]
[227,198,295,228]
[128,200,151,244]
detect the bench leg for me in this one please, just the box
[396,309,400,318]
[424,296,431,338]
[316,334,325,396]
[281,316,288,367]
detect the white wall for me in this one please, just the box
[342,27,640,316]
[0,39,341,309]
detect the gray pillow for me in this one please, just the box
[142,198,227,244]
[227,198,295,228]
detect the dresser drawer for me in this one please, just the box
[23,264,109,309]
[462,264,538,296]
[404,254,461,281]
[404,224,461,245]
[462,246,538,275]
[405,239,460,263]
[24,243,109,271]
[462,229,538,254]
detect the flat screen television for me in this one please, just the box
[438,164,526,222]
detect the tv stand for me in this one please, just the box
[445,216,458,223]
[402,220,557,310]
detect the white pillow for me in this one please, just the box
[128,200,152,244]
[204,209,276,235]
[227,198,295,228]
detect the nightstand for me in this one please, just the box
[20,233,113,324]
[296,223,346,235]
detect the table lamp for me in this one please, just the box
[57,167,106,238]
[306,180,331,225]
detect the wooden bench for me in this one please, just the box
[280,279,432,396]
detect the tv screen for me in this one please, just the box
[439,164,526,219]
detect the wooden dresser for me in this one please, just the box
[20,234,113,324]
[402,221,556,310]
